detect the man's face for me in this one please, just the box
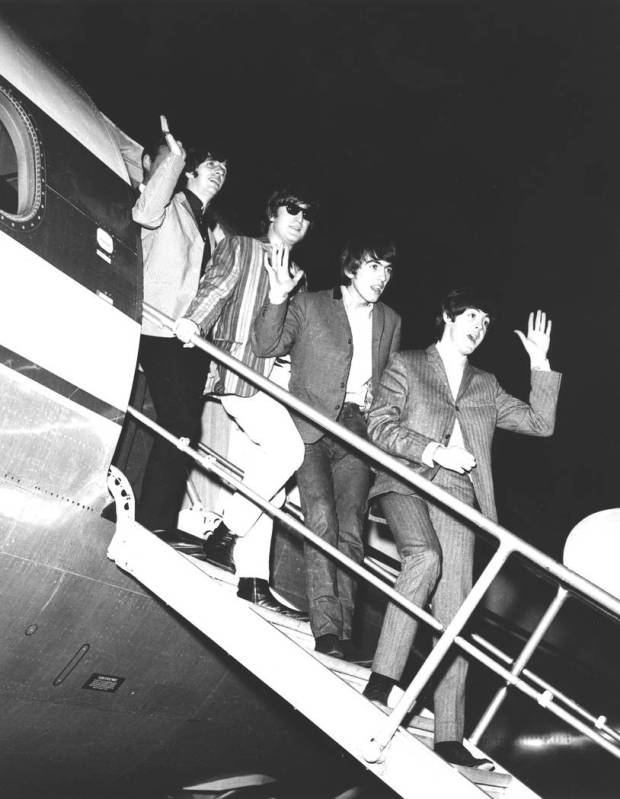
[271,201,311,247]
[192,155,227,197]
[444,307,490,355]
[346,256,393,305]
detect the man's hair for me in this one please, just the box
[436,286,496,331]
[339,237,397,286]
[184,143,228,176]
[264,187,319,226]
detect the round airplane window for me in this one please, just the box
[0,85,44,227]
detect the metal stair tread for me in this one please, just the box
[124,531,527,798]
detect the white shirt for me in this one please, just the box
[341,284,374,409]
[422,341,466,466]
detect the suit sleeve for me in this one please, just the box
[252,293,306,357]
[367,352,435,463]
[184,236,241,333]
[131,150,186,229]
[495,369,562,437]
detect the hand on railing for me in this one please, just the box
[173,317,199,348]
[514,309,552,370]
[433,444,476,474]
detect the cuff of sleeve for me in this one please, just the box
[268,291,289,305]
[422,442,441,467]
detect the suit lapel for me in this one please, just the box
[371,302,385,381]
[456,361,474,401]
[331,286,351,332]
[426,344,452,396]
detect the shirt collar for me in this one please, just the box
[183,188,205,219]
[341,284,374,317]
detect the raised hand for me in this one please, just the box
[263,243,304,303]
[514,310,552,368]
[433,444,477,474]
[160,114,185,158]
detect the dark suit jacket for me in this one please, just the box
[367,344,562,521]
[253,286,401,443]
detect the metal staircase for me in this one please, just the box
[114,305,620,798]
[106,502,539,799]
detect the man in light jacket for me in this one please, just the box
[134,116,228,543]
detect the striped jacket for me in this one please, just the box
[184,235,303,397]
[367,344,562,521]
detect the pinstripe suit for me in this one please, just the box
[367,344,561,741]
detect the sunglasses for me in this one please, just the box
[281,201,314,222]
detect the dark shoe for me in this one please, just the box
[202,523,237,573]
[152,529,207,559]
[363,671,397,705]
[434,741,494,770]
[314,634,345,659]
[341,639,373,666]
[237,577,309,620]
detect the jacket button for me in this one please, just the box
[340,381,346,388]
[454,404,460,412]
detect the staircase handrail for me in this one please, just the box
[138,301,620,763]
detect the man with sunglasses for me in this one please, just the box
[174,188,317,619]
[253,237,401,659]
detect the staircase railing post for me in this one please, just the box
[469,585,569,746]
[363,544,512,762]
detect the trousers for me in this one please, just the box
[136,334,210,531]
[296,404,371,640]
[372,470,476,743]
[219,362,304,579]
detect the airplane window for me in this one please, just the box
[0,117,19,213]
[0,87,43,225]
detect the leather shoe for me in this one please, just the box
[152,529,207,558]
[237,578,309,620]
[341,639,372,666]
[434,741,494,770]
[202,523,237,573]
[363,671,397,705]
[314,634,344,659]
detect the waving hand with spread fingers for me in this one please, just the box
[514,310,552,369]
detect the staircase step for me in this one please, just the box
[110,522,542,799]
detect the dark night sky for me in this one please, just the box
[2,0,620,555]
